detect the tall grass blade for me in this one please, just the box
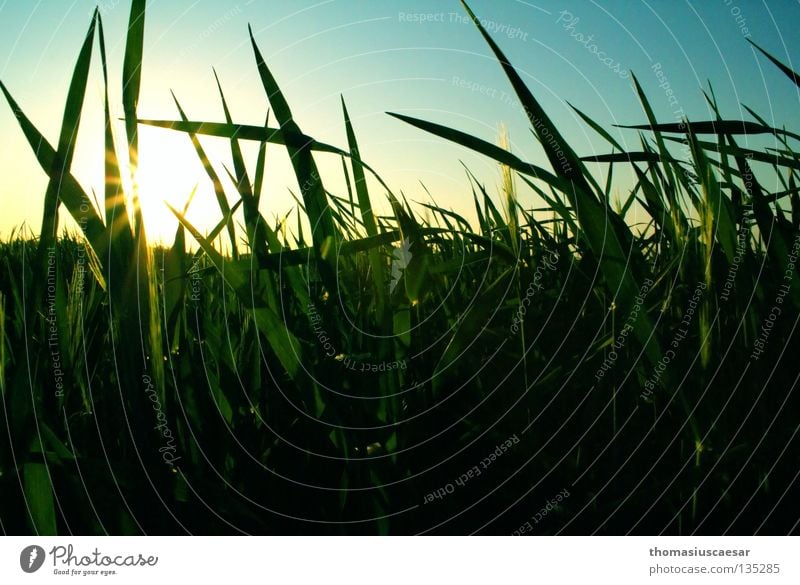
[253,113,271,208]
[249,26,339,258]
[38,12,97,262]
[748,39,800,88]
[171,92,238,258]
[0,83,106,255]
[122,0,146,196]
[342,97,388,315]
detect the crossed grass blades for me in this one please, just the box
[1,0,798,535]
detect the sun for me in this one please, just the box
[132,126,230,245]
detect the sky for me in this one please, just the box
[0,0,799,243]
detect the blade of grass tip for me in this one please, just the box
[122,0,146,229]
[617,118,800,142]
[0,82,106,256]
[748,39,800,89]
[687,129,738,275]
[120,0,165,421]
[205,199,243,243]
[213,69,253,198]
[138,119,349,157]
[516,174,579,235]
[295,205,306,248]
[416,201,472,233]
[249,26,339,261]
[214,70,272,263]
[164,185,197,334]
[459,0,603,197]
[98,13,133,249]
[729,134,800,309]
[619,177,641,220]
[742,104,799,152]
[631,165,676,243]
[37,10,98,270]
[341,98,378,238]
[704,84,743,221]
[341,97,388,316]
[388,112,564,191]
[253,112,271,209]
[498,125,520,253]
[121,0,151,314]
[628,72,683,221]
[569,101,625,152]
[99,12,135,316]
[464,165,490,236]
[664,136,800,171]
[172,91,238,259]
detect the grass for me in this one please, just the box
[0,0,799,535]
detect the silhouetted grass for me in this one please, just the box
[1,1,798,535]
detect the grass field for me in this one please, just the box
[1,0,799,535]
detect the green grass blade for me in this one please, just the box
[582,152,671,164]
[121,0,147,247]
[459,0,601,197]
[98,13,133,247]
[38,12,97,258]
[0,82,106,255]
[748,39,800,89]
[167,203,302,379]
[122,0,145,169]
[341,97,388,316]
[450,1,663,372]
[617,119,800,141]
[388,112,562,188]
[213,70,271,262]
[253,112,271,208]
[664,137,800,171]
[569,102,625,152]
[213,69,253,199]
[172,92,238,258]
[137,119,348,156]
[249,26,339,254]
[23,462,57,535]
[628,73,683,226]
[342,98,378,238]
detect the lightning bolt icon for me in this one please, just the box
[28,548,38,569]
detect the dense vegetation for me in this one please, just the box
[1,1,798,534]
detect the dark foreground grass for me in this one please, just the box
[0,1,799,534]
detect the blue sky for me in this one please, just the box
[1,0,798,241]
